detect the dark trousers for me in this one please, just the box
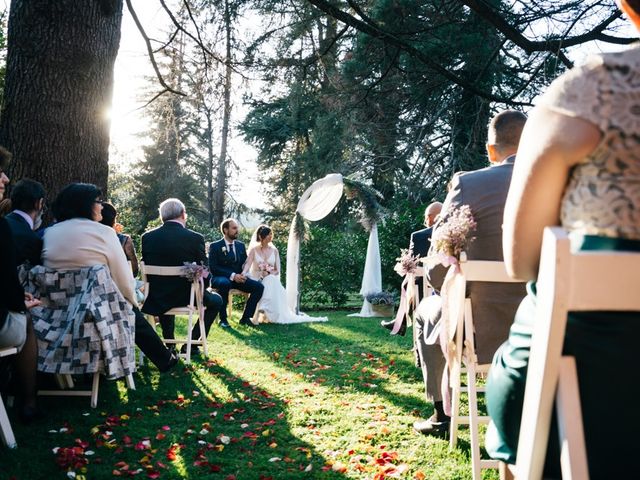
[158,290,223,341]
[210,276,264,322]
[132,307,172,370]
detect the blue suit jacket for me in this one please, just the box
[208,238,247,279]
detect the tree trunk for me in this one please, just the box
[0,0,123,202]
[214,0,232,228]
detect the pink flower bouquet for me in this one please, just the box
[257,261,276,279]
[394,248,421,276]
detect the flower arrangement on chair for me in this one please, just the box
[393,249,421,276]
[429,205,477,266]
[181,262,209,283]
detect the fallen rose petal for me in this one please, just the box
[268,457,281,462]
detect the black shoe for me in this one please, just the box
[159,352,179,373]
[219,320,231,328]
[413,413,450,438]
[19,405,45,425]
[239,318,257,327]
[381,319,406,336]
[180,344,201,357]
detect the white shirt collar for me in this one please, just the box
[13,209,34,230]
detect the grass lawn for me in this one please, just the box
[0,311,497,479]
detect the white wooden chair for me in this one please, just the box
[513,227,640,480]
[140,262,208,363]
[227,289,250,321]
[447,257,523,480]
[0,347,18,448]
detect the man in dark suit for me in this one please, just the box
[413,110,528,436]
[209,218,264,327]
[4,179,45,266]
[382,201,442,333]
[142,198,223,352]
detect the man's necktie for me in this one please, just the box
[228,243,235,260]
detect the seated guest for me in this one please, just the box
[42,183,177,372]
[413,110,527,437]
[0,147,42,423]
[141,198,223,354]
[382,201,443,333]
[486,1,640,476]
[5,178,45,266]
[99,202,139,276]
[209,218,264,328]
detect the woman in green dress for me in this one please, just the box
[486,1,640,477]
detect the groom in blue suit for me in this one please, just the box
[209,218,264,327]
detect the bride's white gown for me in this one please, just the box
[245,248,327,324]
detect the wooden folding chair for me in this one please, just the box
[0,347,18,448]
[448,258,523,480]
[513,227,640,479]
[140,262,208,363]
[37,372,132,409]
[227,289,250,320]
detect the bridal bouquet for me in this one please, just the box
[257,261,276,279]
[431,205,477,261]
[393,249,421,276]
[182,262,209,283]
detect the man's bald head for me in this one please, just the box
[425,202,442,227]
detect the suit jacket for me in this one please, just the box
[427,156,526,363]
[0,218,26,329]
[141,221,208,315]
[208,238,247,279]
[409,226,432,298]
[5,211,42,266]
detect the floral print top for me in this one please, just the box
[538,44,640,240]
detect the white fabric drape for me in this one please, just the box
[348,223,383,317]
[286,173,344,311]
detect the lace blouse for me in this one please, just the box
[538,44,640,240]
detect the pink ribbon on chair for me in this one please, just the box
[390,273,415,334]
[436,257,466,416]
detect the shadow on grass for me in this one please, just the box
[223,311,434,419]
[0,358,349,480]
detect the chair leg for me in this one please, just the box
[449,374,461,449]
[467,361,481,480]
[227,293,233,320]
[499,462,515,480]
[183,311,193,364]
[90,373,100,409]
[126,374,136,391]
[198,312,208,357]
[0,394,17,448]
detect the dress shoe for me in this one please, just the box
[413,416,450,438]
[159,352,179,373]
[219,320,231,328]
[381,319,406,336]
[239,318,257,327]
[19,405,45,425]
[180,345,201,357]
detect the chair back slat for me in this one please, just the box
[461,260,521,283]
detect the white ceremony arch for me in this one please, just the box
[285,173,384,317]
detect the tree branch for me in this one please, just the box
[306,0,532,105]
[125,0,186,97]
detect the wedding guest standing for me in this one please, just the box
[141,198,223,354]
[209,218,264,328]
[487,1,640,476]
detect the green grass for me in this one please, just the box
[0,311,498,479]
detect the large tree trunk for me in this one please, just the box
[0,0,123,202]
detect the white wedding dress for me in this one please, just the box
[245,247,327,324]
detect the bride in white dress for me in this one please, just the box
[242,225,327,324]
